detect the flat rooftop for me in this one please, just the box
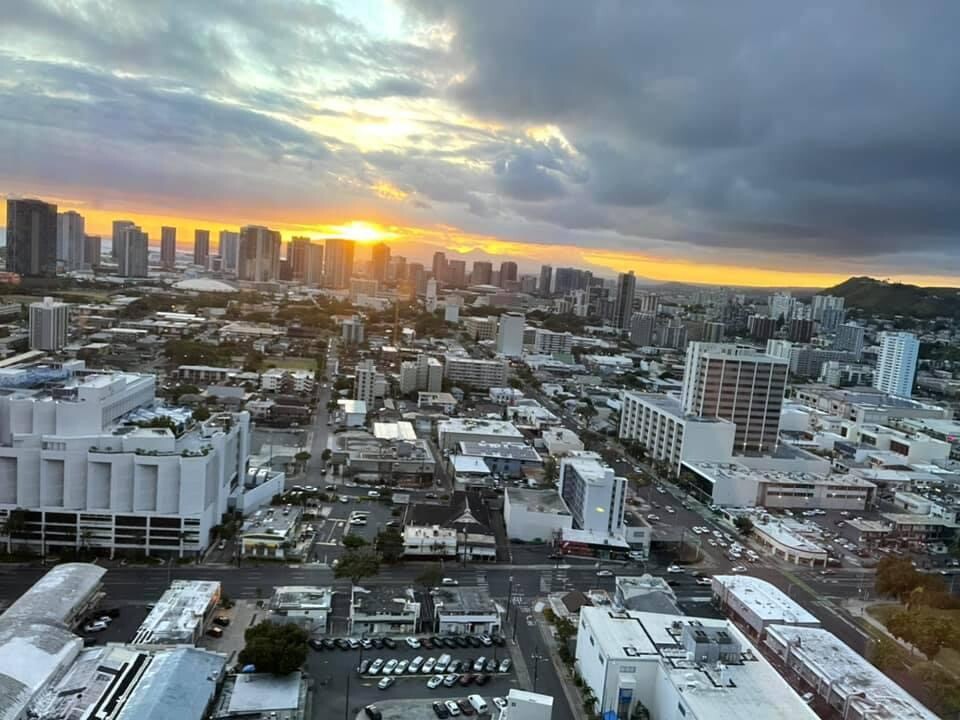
[338,399,368,414]
[438,418,523,437]
[458,440,541,461]
[687,461,876,488]
[352,586,419,616]
[766,624,938,720]
[622,391,732,424]
[712,575,819,625]
[373,421,417,441]
[241,506,302,537]
[227,672,302,714]
[271,586,333,612]
[505,487,570,515]
[133,580,220,644]
[434,586,498,615]
[754,518,827,555]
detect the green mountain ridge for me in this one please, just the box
[823,276,960,319]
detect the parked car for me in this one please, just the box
[443,673,460,688]
[441,578,459,586]
[394,659,409,675]
[365,705,383,720]
[84,621,108,633]
[206,626,223,638]
[308,639,324,651]
[475,673,491,686]
[369,658,385,675]
[467,636,482,648]
[479,635,493,647]
[459,673,476,686]
[408,657,423,673]
[383,637,397,649]
[498,658,512,673]
[361,638,374,649]
[423,657,437,674]
[378,677,395,690]
[443,636,458,648]
[368,490,380,498]
[491,635,506,647]
[596,570,614,577]
[454,636,470,648]
[322,638,337,650]
[457,699,475,716]
[448,660,462,673]
[468,695,488,714]
[358,660,371,674]
[731,565,747,573]
[371,637,384,649]
[484,659,497,673]
[433,701,450,719]
[493,698,508,711]
[421,637,435,649]
[213,616,231,627]
[473,657,487,673]
[427,674,444,689]
[347,638,361,649]
[444,700,461,717]
[405,636,421,649]
[383,659,398,674]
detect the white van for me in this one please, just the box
[436,654,452,672]
[468,695,488,714]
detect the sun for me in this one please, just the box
[322,221,396,244]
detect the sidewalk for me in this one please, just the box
[534,615,588,720]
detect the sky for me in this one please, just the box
[3,1,960,287]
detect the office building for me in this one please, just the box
[703,321,725,343]
[496,312,525,357]
[834,322,865,358]
[370,241,391,281]
[534,329,573,355]
[769,292,795,322]
[304,242,324,286]
[819,305,845,332]
[747,314,777,341]
[500,261,518,287]
[116,225,149,277]
[82,234,101,267]
[443,355,509,389]
[355,359,386,405]
[472,261,493,285]
[619,392,736,473]
[218,230,239,274]
[57,210,85,270]
[658,319,688,350]
[637,293,659,313]
[0,361,253,557]
[6,198,58,277]
[558,452,626,535]
[629,312,656,346]
[288,236,311,280]
[432,251,447,283]
[160,226,176,269]
[874,331,919,398]
[193,229,210,267]
[323,238,355,288]
[408,262,427,296]
[519,274,538,293]
[29,296,69,351]
[812,294,844,322]
[237,225,281,282]
[111,219,135,260]
[787,318,814,343]
[341,316,365,344]
[614,271,636,329]
[447,259,466,287]
[426,277,439,312]
[681,343,788,453]
[575,607,818,720]
[399,354,443,395]
[538,265,552,296]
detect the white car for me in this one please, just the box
[394,659,409,675]
[493,698,508,711]
[369,658,385,675]
[647,514,660,521]
[405,636,421,649]
[445,701,462,717]
[596,569,614,577]
[665,506,676,514]
[731,565,747,573]
[423,657,437,674]
[368,490,380,498]
[441,578,459,586]
[409,656,424,673]
[84,621,108,633]
[383,659,398,674]
[427,674,444,689]
[666,564,684,574]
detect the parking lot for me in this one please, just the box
[307,636,518,720]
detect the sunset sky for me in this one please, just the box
[3,1,960,287]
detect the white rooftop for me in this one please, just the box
[133,580,220,644]
[712,575,819,625]
[172,278,238,293]
[338,399,368,414]
[373,421,417,441]
[438,418,523,437]
[227,672,301,713]
[754,518,827,555]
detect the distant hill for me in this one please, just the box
[823,276,960,319]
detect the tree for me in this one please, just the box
[912,662,960,715]
[869,636,908,672]
[734,516,754,537]
[375,527,404,564]
[875,556,923,601]
[416,564,444,590]
[342,535,368,549]
[543,457,558,485]
[321,449,332,463]
[630,701,651,720]
[237,621,308,675]
[192,405,211,422]
[335,548,381,584]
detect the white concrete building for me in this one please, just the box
[341,316,365,344]
[463,316,499,341]
[426,277,439,312]
[417,391,457,413]
[355,359,386,405]
[337,399,367,427]
[575,607,818,720]
[503,488,573,542]
[489,387,524,405]
[0,361,250,557]
[269,585,334,633]
[132,580,221,645]
[57,210,86,270]
[403,525,458,558]
[619,392,736,473]
[437,418,524,451]
[434,586,501,635]
[711,575,820,637]
[399,353,443,395]
[260,368,315,394]
[558,452,625,535]
[541,427,584,456]
[498,690,553,720]
[874,331,919,398]
[496,312,525,357]
[29,296,69,351]
[443,354,508,389]
[534,329,573,355]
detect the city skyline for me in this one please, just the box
[3,2,960,287]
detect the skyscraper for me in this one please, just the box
[116,225,149,277]
[496,312,525,357]
[370,242,391,281]
[539,265,553,296]
[614,271,637,329]
[238,225,281,282]
[56,210,85,270]
[874,332,919,398]
[408,263,426,298]
[432,251,447,284]
[323,238,355,288]
[111,220,134,260]
[304,243,324,286]
[218,230,239,275]
[499,261,518,287]
[29,296,68,351]
[447,259,466,287]
[470,261,492,285]
[7,198,58,277]
[289,236,311,281]
[681,342,788,453]
[812,294,845,322]
[834,322,865,358]
[83,234,101,267]
[638,293,659,313]
[160,226,177,269]
[193,229,210,267]
[629,312,656,346]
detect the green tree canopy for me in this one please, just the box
[237,621,308,675]
[342,535,368,549]
[733,516,754,537]
[415,563,444,590]
[335,548,381,585]
[375,527,404,564]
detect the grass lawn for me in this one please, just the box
[264,357,317,371]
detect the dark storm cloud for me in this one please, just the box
[405,0,960,261]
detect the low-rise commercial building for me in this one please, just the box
[541,427,584,456]
[433,586,501,635]
[503,488,573,542]
[454,440,542,479]
[132,579,221,645]
[418,391,457,413]
[437,417,524,451]
[751,516,829,566]
[350,585,420,635]
[497,689,553,720]
[575,607,818,720]
[337,398,368,427]
[260,368,315,394]
[239,505,303,559]
[403,525,458,558]
[711,575,820,638]
[269,585,334,634]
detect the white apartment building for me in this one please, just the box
[463,316,499,341]
[619,392,735,474]
[29,297,69,351]
[874,331,919,398]
[355,359,386,405]
[443,355,508,389]
[0,361,251,557]
[834,322,865,357]
[534,329,573,355]
[496,312,525,357]
[260,368,315,394]
[575,607,817,720]
[426,277,438,312]
[558,452,626,535]
[341,316,365,344]
[399,354,442,395]
[177,365,243,385]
